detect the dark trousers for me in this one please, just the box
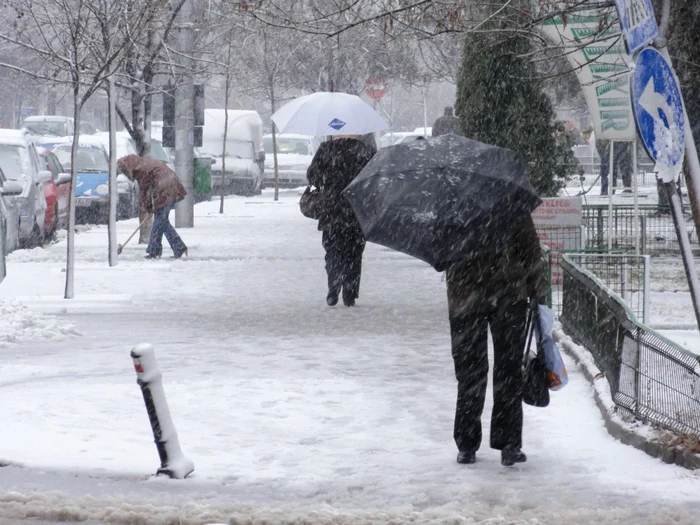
[599,141,632,194]
[322,229,365,302]
[449,299,528,452]
[147,202,187,257]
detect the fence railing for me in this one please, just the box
[581,204,698,256]
[541,247,650,324]
[560,254,700,438]
[564,253,650,324]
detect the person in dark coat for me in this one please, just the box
[117,154,188,259]
[598,140,632,195]
[432,107,462,137]
[306,136,376,307]
[445,212,545,467]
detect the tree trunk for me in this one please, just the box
[65,87,82,299]
[220,36,234,214]
[108,77,118,267]
[271,80,279,202]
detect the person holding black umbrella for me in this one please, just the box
[446,213,545,466]
[343,134,546,465]
[307,134,376,307]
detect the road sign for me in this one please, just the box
[365,78,386,100]
[631,47,686,180]
[614,0,659,55]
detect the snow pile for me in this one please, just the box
[0,298,80,345]
[2,488,699,525]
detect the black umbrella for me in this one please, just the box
[343,134,541,268]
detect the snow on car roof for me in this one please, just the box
[263,133,314,140]
[0,128,34,146]
[22,115,72,122]
[37,135,107,150]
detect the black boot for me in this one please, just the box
[456,451,476,464]
[326,291,339,306]
[501,448,527,467]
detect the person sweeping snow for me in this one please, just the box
[117,154,188,259]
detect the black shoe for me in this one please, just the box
[172,247,188,259]
[144,253,161,259]
[326,292,339,306]
[343,296,356,307]
[457,451,476,464]
[501,448,527,467]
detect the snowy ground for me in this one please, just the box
[1,190,700,525]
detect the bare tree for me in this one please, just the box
[0,0,147,298]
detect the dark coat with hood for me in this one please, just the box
[432,109,462,137]
[306,137,376,233]
[117,154,186,213]
[446,213,545,315]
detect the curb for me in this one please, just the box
[553,328,700,470]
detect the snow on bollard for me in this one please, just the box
[131,343,194,479]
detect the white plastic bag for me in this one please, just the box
[536,305,569,391]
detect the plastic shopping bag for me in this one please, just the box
[535,305,569,391]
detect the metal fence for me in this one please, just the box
[582,204,698,256]
[564,253,650,324]
[560,254,700,438]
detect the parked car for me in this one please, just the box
[20,116,99,140]
[0,129,51,247]
[38,137,131,223]
[0,166,24,254]
[37,147,71,236]
[149,138,175,171]
[262,133,320,187]
[201,109,264,196]
[379,131,428,148]
[83,132,141,219]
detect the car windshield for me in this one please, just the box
[380,134,407,147]
[0,144,28,182]
[263,137,311,156]
[53,145,109,172]
[202,139,253,160]
[149,141,171,163]
[21,120,67,137]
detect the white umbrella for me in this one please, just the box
[271,92,389,137]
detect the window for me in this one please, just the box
[80,122,97,134]
[20,120,68,137]
[52,145,109,172]
[262,137,312,156]
[0,145,27,181]
[149,141,171,163]
[28,144,40,175]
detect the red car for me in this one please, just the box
[38,147,71,237]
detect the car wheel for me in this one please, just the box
[117,195,129,221]
[29,222,42,248]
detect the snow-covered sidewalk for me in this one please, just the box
[1,191,699,525]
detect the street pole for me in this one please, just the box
[108,76,118,266]
[608,140,615,250]
[665,180,700,328]
[174,0,194,228]
[632,140,639,255]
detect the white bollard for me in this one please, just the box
[131,343,194,479]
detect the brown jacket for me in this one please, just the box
[118,154,186,213]
[446,213,545,315]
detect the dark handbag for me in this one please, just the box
[299,186,321,219]
[522,303,550,407]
